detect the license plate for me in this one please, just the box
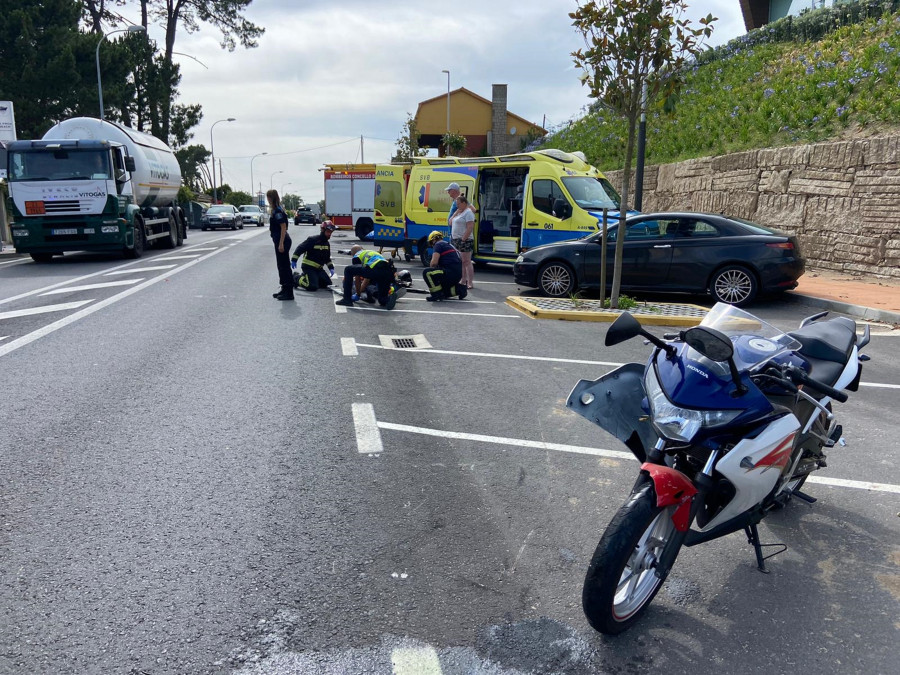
[25,201,45,215]
[51,228,78,235]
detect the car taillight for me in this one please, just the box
[766,242,794,250]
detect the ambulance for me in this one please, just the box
[372,149,624,266]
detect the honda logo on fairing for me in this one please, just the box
[686,363,708,379]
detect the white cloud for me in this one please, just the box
[137,1,744,203]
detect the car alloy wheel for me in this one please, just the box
[539,262,575,297]
[710,265,757,306]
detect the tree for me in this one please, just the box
[225,190,252,206]
[175,144,211,192]
[392,113,429,162]
[442,131,467,156]
[571,0,714,307]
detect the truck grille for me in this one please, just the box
[43,200,84,213]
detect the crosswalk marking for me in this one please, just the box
[104,265,177,275]
[154,254,203,260]
[0,299,94,321]
[40,279,144,295]
[391,646,442,675]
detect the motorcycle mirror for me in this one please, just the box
[605,311,642,346]
[683,326,734,362]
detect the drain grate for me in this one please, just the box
[378,334,432,350]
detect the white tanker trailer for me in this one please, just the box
[5,117,185,261]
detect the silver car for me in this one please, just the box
[239,204,266,227]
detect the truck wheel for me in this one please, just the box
[176,211,185,246]
[31,253,54,263]
[124,220,145,259]
[162,213,178,249]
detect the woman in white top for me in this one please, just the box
[450,195,476,288]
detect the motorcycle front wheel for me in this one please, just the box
[582,484,679,634]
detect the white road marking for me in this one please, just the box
[859,382,900,389]
[357,343,623,367]
[0,336,8,341]
[346,306,519,318]
[181,247,218,252]
[151,254,203,261]
[353,403,383,454]
[391,646,442,675]
[40,279,144,295]
[341,337,358,356]
[104,265,178,275]
[334,303,348,314]
[806,475,900,494]
[376,419,900,494]
[377,420,634,460]
[0,258,28,267]
[0,247,231,358]
[404,297,496,304]
[0,299,94,321]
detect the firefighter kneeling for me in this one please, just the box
[291,221,337,291]
[423,231,467,302]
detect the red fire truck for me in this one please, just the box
[323,163,375,237]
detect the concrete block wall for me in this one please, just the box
[604,134,900,278]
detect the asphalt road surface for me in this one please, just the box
[1,226,898,674]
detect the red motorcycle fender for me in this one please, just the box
[640,463,698,532]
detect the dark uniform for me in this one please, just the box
[342,250,394,306]
[291,233,334,291]
[269,206,293,295]
[423,240,466,300]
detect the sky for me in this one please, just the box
[131,1,747,204]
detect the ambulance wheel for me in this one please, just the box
[418,237,431,267]
[539,261,575,297]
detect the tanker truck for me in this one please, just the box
[5,117,185,261]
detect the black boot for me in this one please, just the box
[274,286,294,300]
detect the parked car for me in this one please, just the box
[201,205,243,230]
[294,206,319,226]
[238,204,265,227]
[513,212,805,306]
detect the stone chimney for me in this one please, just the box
[490,84,508,156]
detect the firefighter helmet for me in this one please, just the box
[427,230,444,245]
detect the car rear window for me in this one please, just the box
[728,217,779,235]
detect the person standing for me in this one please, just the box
[444,182,461,223]
[450,194,476,289]
[422,231,467,301]
[291,220,337,291]
[267,189,293,300]
[335,245,399,309]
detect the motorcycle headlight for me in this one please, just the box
[644,366,740,442]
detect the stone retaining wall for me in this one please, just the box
[603,135,900,279]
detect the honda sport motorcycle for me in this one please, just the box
[567,303,869,634]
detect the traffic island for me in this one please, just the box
[505,296,709,326]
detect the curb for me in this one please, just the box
[505,296,708,326]
[784,291,900,325]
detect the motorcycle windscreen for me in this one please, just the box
[567,363,658,461]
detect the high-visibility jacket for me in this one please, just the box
[355,250,387,268]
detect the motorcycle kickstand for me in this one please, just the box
[745,523,787,574]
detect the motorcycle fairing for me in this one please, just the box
[641,463,697,532]
[567,363,659,460]
[702,413,801,531]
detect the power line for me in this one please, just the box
[219,137,360,160]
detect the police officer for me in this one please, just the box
[422,231,467,301]
[267,189,293,301]
[291,220,337,291]
[336,245,399,309]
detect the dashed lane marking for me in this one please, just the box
[373,416,900,494]
[40,279,144,295]
[391,646,442,675]
[0,336,8,342]
[0,299,94,321]
[104,265,178,275]
[341,337,358,356]
[154,254,204,260]
[352,403,383,454]
[340,305,520,318]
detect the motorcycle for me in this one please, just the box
[567,303,870,634]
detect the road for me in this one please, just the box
[1,225,898,674]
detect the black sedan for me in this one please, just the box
[513,212,805,306]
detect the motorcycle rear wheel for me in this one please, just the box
[582,484,679,634]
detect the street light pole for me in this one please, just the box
[96,25,146,121]
[441,69,450,154]
[210,117,235,204]
[270,170,283,191]
[250,151,268,205]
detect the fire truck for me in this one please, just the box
[322,163,374,237]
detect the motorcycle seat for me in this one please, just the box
[798,355,845,388]
[787,316,857,364]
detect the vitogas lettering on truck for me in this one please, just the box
[371,149,632,266]
[5,117,186,262]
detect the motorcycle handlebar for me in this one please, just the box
[787,365,849,403]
